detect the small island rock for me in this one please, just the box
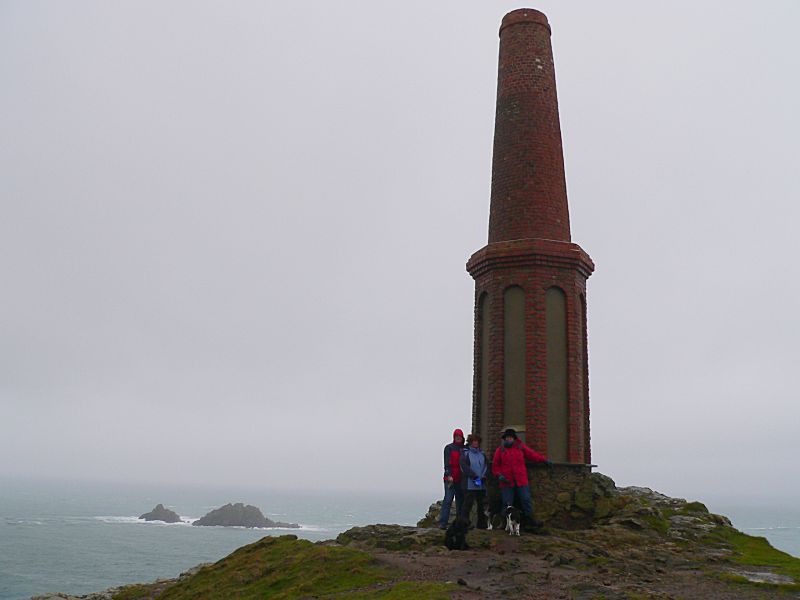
[192,503,299,528]
[140,504,182,523]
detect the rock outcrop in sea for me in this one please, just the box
[191,502,299,529]
[139,504,182,523]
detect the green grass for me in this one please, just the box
[707,526,800,591]
[681,501,709,514]
[112,584,160,600]
[639,514,670,536]
[113,535,402,600]
[347,581,455,599]
[110,535,457,600]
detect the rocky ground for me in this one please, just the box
[32,477,800,599]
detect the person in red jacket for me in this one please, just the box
[438,428,465,529]
[492,428,551,527]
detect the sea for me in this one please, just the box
[1,478,798,600]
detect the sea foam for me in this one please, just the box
[93,516,196,525]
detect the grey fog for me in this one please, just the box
[1,0,798,505]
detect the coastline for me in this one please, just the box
[26,479,800,600]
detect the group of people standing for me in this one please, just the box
[439,427,552,530]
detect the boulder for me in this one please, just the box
[192,503,299,528]
[337,524,445,550]
[417,500,446,528]
[416,498,484,529]
[416,470,733,536]
[139,504,182,523]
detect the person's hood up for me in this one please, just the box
[452,428,464,444]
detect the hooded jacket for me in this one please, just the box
[443,429,465,483]
[460,446,488,491]
[491,439,547,488]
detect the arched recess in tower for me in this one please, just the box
[546,286,568,462]
[579,292,590,463]
[477,292,490,444]
[504,286,526,440]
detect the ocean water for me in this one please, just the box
[1,479,798,600]
[0,478,433,600]
[709,503,800,559]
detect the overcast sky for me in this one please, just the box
[1,1,798,504]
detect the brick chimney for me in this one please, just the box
[467,9,594,464]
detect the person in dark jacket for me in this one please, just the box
[492,428,551,526]
[459,433,488,529]
[438,428,465,529]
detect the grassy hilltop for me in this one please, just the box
[110,536,453,600]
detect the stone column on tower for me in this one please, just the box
[467,8,594,464]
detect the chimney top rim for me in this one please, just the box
[500,8,551,36]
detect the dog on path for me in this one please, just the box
[504,505,521,536]
[484,504,494,530]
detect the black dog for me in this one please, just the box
[444,516,470,550]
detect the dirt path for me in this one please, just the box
[362,530,790,599]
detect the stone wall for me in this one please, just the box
[525,465,615,528]
[420,465,617,530]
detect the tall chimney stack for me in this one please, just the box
[490,9,570,244]
[468,9,594,464]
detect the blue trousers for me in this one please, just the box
[501,485,533,517]
[439,482,465,527]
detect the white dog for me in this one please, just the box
[504,505,521,536]
[484,504,494,530]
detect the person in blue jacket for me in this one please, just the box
[458,433,488,529]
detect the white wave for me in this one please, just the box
[94,516,196,526]
[91,515,328,532]
[296,524,328,532]
[94,516,142,524]
[91,516,321,530]
[5,518,44,526]
[235,523,321,532]
[191,525,294,531]
[180,523,317,532]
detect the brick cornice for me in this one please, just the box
[466,238,595,280]
[499,9,551,36]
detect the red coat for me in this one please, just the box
[443,428,465,483]
[492,440,547,488]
